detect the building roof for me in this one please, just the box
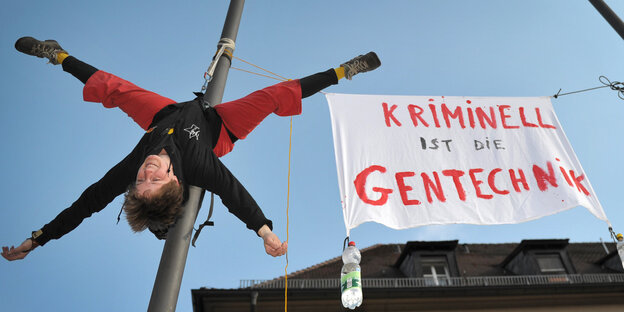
[265,240,619,281]
[194,240,624,312]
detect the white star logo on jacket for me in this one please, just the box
[184,124,200,140]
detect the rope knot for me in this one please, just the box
[201,38,237,92]
[599,76,624,100]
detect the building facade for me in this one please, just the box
[192,239,624,311]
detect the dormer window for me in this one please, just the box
[421,256,451,285]
[535,253,567,274]
[501,239,575,276]
[395,240,459,283]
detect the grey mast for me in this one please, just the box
[147,1,245,311]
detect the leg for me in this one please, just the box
[214,79,305,141]
[212,52,381,156]
[61,56,98,83]
[210,78,305,157]
[81,69,176,130]
[211,72,335,157]
[16,37,176,130]
[300,69,340,98]
[64,56,176,130]
[214,71,337,142]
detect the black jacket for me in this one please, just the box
[34,98,271,246]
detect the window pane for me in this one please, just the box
[433,264,446,273]
[419,256,451,285]
[423,265,434,275]
[536,254,566,274]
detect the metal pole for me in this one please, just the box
[588,0,624,40]
[147,1,245,311]
[203,0,246,109]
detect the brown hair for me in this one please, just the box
[122,180,184,232]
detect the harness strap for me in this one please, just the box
[192,192,215,247]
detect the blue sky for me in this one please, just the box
[1,1,623,311]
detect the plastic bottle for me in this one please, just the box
[617,233,624,269]
[341,241,362,309]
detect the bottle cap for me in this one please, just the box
[348,241,356,247]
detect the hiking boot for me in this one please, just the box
[15,36,67,65]
[341,52,381,80]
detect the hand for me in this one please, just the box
[2,238,38,261]
[258,225,288,257]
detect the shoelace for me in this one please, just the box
[31,41,65,64]
[31,44,57,62]
[345,60,370,79]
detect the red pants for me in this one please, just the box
[83,70,302,156]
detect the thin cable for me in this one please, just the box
[231,67,286,81]
[553,75,624,100]
[234,56,290,81]
[222,57,292,310]
[284,116,293,312]
[553,85,610,98]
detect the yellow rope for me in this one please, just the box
[231,67,286,81]
[233,56,290,81]
[284,116,293,312]
[231,56,291,312]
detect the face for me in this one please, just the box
[135,154,179,197]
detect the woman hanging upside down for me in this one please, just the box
[1,36,380,261]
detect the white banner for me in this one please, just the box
[326,93,609,235]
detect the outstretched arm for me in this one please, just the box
[257,224,288,257]
[4,144,142,256]
[190,145,286,257]
[31,152,138,247]
[2,238,39,261]
[190,149,274,237]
